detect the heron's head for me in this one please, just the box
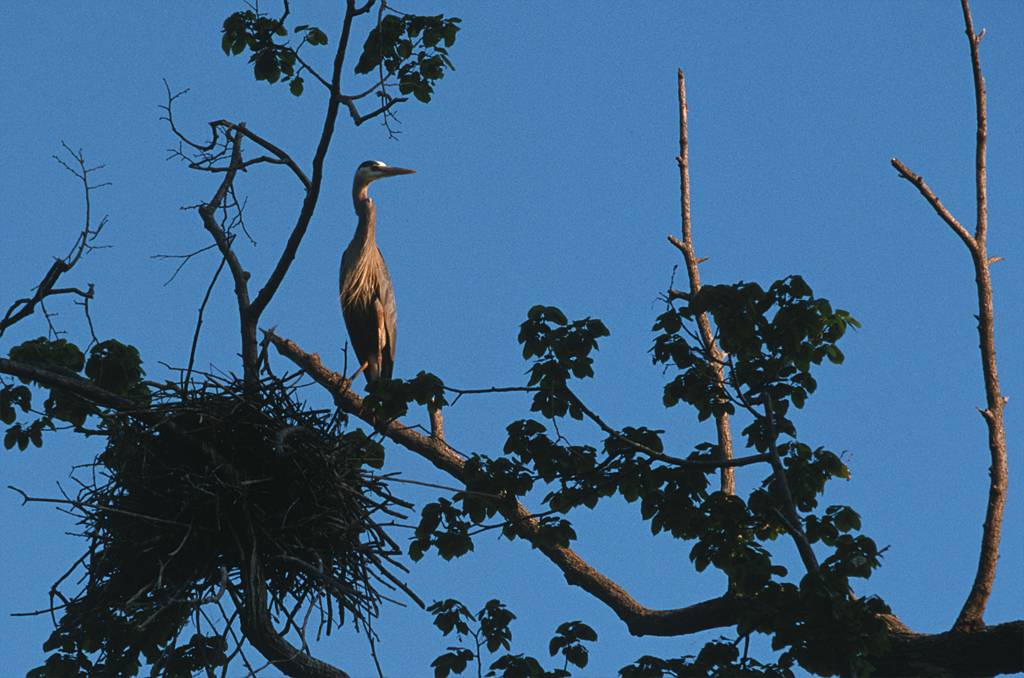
[354,160,416,189]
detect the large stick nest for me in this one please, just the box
[40,373,409,675]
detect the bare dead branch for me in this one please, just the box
[890,1,1008,633]
[208,120,311,190]
[184,257,227,390]
[1,147,107,338]
[152,243,219,286]
[195,127,257,388]
[337,93,409,127]
[673,69,736,494]
[953,0,1008,633]
[889,158,976,252]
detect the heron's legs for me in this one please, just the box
[348,362,368,382]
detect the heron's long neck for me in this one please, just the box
[352,184,377,244]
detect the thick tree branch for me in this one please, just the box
[672,69,735,494]
[264,332,1023,675]
[0,358,135,410]
[265,331,742,637]
[873,619,1023,677]
[237,551,350,678]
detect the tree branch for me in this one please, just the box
[196,127,257,390]
[952,0,1008,633]
[246,2,359,321]
[562,384,767,470]
[2,351,1017,676]
[673,69,735,494]
[873,619,1023,677]
[889,157,976,252]
[237,551,350,678]
[337,93,409,127]
[1,146,106,338]
[264,330,743,637]
[891,0,1007,633]
[209,119,311,190]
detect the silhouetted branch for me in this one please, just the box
[245,2,361,322]
[264,330,744,637]
[0,146,106,338]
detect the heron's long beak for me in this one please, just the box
[380,166,415,177]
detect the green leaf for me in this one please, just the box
[85,340,145,396]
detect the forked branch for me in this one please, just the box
[1,145,106,338]
[890,0,1007,632]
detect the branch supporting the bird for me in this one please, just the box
[264,331,742,637]
[891,0,1007,633]
[673,69,735,494]
[261,332,1024,673]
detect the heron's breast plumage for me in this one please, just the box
[340,241,390,310]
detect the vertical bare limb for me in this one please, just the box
[954,0,1007,632]
[891,0,1007,632]
[196,127,256,390]
[669,69,735,494]
[184,258,227,390]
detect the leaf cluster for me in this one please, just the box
[4,337,146,449]
[428,598,597,678]
[221,8,326,96]
[407,276,891,675]
[354,12,461,102]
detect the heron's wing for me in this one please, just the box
[340,249,375,371]
[376,250,398,380]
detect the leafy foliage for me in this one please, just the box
[4,337,147,449]
[221,7,325,94]
[220,3,461,107]
[407,275,891,675]
[354,11,461,103]
[427,599,597,678]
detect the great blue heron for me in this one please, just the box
[339,160,415,384]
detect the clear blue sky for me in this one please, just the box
[1,2,1021,676]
